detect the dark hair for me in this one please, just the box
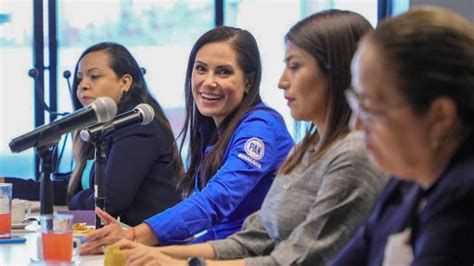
[279,9,373,174]
[177,26,262,196]
[69,42,183,199]
[365,6,474,132]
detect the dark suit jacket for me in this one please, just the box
[68,100,182,226]
[329,134,474,266]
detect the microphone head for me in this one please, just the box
[90,97,118,123]
[63,70,71,78]
[79,128,92,142]
[135,104,155,125]
[28,68,39,78]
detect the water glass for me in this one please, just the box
[0,183,12,238]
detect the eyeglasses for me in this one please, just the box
[344,89,411,125]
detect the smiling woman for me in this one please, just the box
[79,26,294,254]
[192,41,248,126]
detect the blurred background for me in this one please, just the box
[2,0,470,180]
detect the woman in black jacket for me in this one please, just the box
[67,42,183,226]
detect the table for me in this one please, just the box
[0,231,103,265]
[0,204,104,265]
[1,230,104,265]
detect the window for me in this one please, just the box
[54,0,215,172]
[1,0,403,178]
[0,1,35,178]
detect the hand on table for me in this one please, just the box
[80,207,130,255]
[114,239,187,266]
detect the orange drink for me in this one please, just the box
[0,183,12,238]
[0,213,11,238]
[42,231,73,261]
[40,213,80,262]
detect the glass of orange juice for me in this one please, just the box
[40,214,81,262]
[0,183,12,239]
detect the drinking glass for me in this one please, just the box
[0,183,12,238]
[40,214,81,262]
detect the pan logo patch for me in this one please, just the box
[244,138,264,160]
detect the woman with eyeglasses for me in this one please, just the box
[105,10,387,266]
[329,6,474,265]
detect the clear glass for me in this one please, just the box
[40,213,80,262]
[0,1,35,178]
[0,183,13,238]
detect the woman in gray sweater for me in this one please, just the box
[112,10,387,266]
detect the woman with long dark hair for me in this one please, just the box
[80,27,294,253]
[68,42,183,226]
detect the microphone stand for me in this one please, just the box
[84,123,115,229]
[36,143,58,216]
[92,138,107,229]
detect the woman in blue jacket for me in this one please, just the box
[80,26,293,253]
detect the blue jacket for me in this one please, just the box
[329,134,474,266]
[69,100,182,226]
[145,103,294,245]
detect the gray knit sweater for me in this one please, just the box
[208,131,387,265]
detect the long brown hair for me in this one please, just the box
[68,42,183,200]
[177,26,262,196]
[279,10,373,174]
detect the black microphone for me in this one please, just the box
[80,103,155,142]
[9,97,118,153]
